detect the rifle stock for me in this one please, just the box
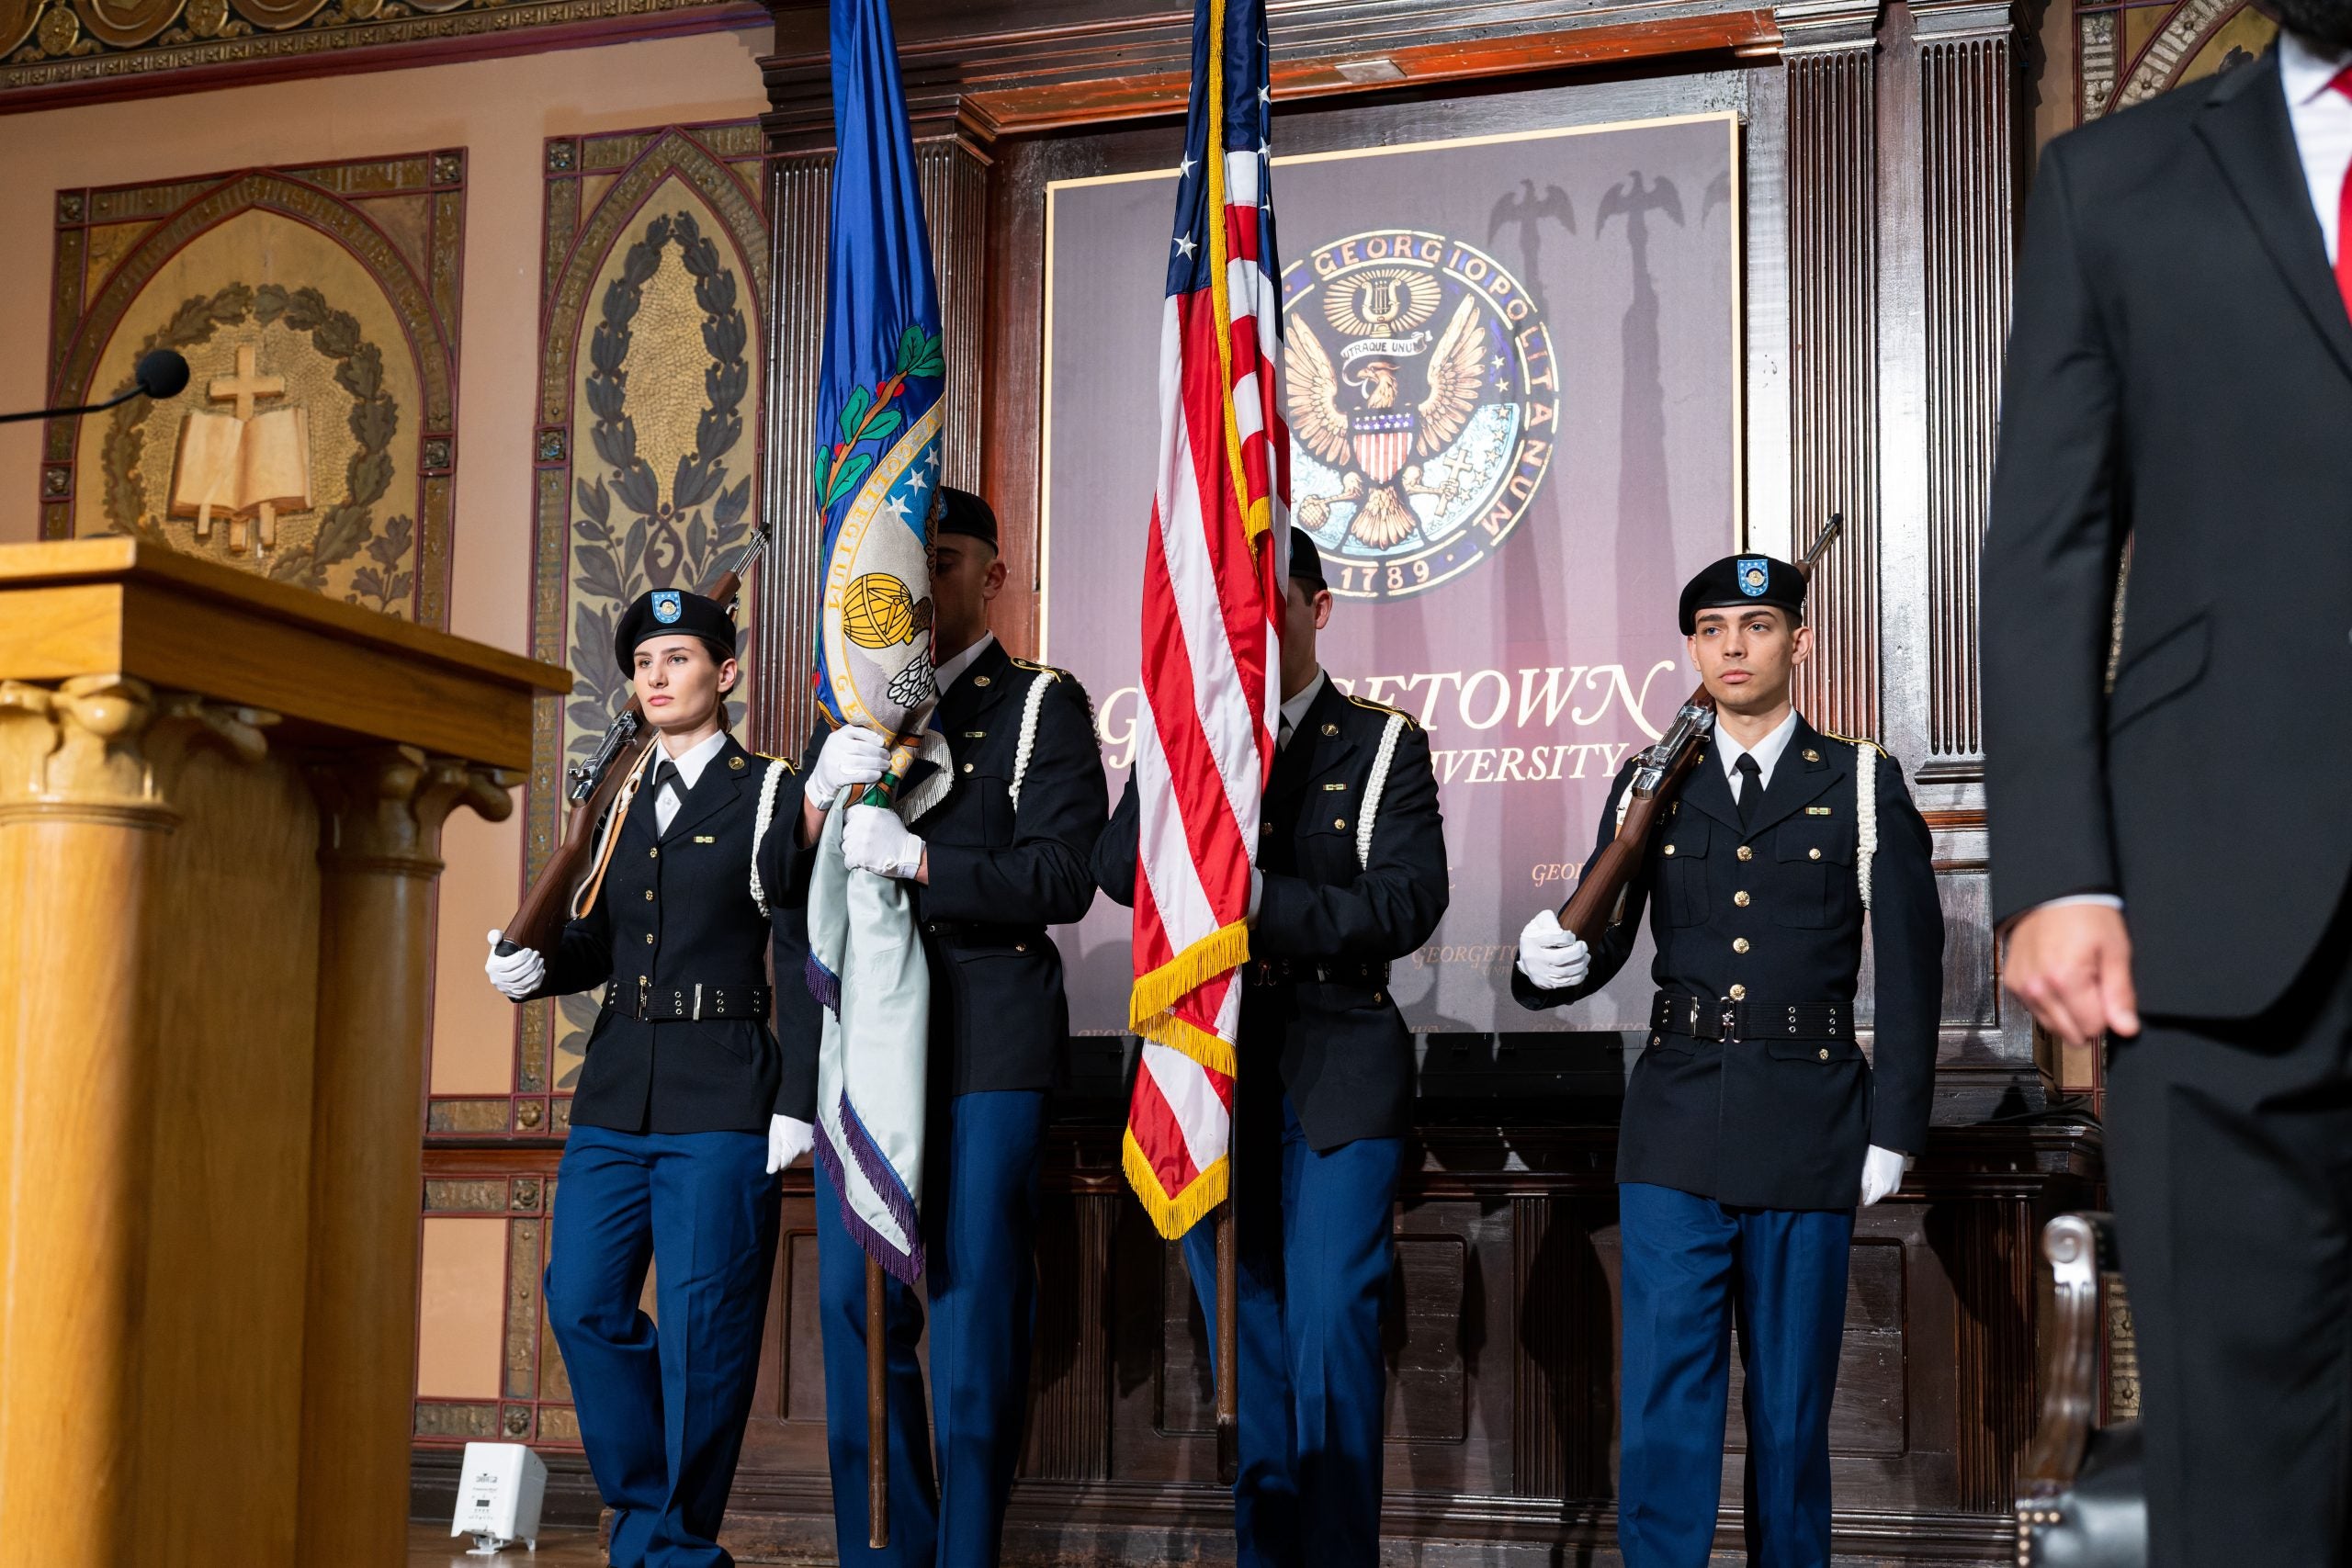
[1550,513,1844,946]
[495,527,770,961]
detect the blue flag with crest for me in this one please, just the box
[807,0,947,1285]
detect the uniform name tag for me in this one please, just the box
[1323,781,1348,791]
[694,834,717,843]
[1805,807,1833,817]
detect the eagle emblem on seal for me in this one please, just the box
[1285,267,1488,551]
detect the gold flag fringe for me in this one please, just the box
[1127,918,1250,1077]
[1124,1130,1230,1241]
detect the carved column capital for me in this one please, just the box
[310,744,518,878]
[1775,0,1883,52]
[0,675,176,829]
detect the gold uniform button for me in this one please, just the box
[644,890,654,901]
[1733,937,1751,954]
[1808,848,1822,861]
[1819,1047,1830,1060]
[645,933,655,945]
[1734,891,1751,908]
[729,755,747,771]
[1373,990,1385,1005]
[1736,845,1754,862]
[963,762,975,774]
[1261,822,1273,836]
[649,847,660,859]
[1803,748,1821,762]
[1334,818,1348,830]
[1015,942,1028,953]
[1729,984,1747,1000]
[1663,843,1677,857]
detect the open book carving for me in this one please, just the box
[169,345,312,555]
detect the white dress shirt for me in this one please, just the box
[1277,669,1328,750]
[651,728,729,835]
[2281,30,2352,266]
[934,629,997,694]
[1714,708,1800,803]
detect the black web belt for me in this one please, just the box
[1650,992,1849,1043]
[609,981,773,1022]
[1249,957,1391,987]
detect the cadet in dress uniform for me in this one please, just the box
[482,589,809,1568]
[1094,529,1451,1568]
[785,487,1108,1568]
[1511,557,1942,1568]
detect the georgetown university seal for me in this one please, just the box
[1283,229,1559,601]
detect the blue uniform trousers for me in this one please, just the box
[816,1089,1048,1568]
[543,1125,782,1568]
[1182,1089,1402,1568]
[1617,1182,1854,1568]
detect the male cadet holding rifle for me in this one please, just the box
[787,486,1107,1568]
[483,588,808,1568]
[1095,529,1451,1568]
[1511,557,1942,1568]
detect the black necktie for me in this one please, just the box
[651,759,681,795]
[1735,753,1762,831]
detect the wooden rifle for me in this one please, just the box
[493,524,773,960]
[1555,513,1844,942]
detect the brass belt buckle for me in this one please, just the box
[693,983,704,1021]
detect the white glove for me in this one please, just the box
[1860,1145,1912,1207]
[767,1114,814,1175]
[842,803,924,879]
[483,929,546,1001]
[808,726,890,805]
[1515,908,1590,991]
[1247,867,1264,922]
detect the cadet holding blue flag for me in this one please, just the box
[482,587,813,1568]
[1511,555,1943,1568]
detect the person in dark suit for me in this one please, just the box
[1512,557,1942,1568]
[1983,9,2352,1562]
[783,487,1107,1568]
[1093,529,1451,1568]
[481,588,808,1568]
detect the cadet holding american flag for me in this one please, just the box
[1090,4,1450,1563]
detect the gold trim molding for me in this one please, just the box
[4,0,750,101]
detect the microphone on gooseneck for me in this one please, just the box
[0,349,191,425]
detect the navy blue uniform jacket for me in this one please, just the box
[532,734,808,1135]
[775,639,1108,1111]
[1514,718,1943,1210]
[1096,682,1450,1151]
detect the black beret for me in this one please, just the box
[1679,553,1806,635]
[934,486,998,549]
[1287,526,1329,590]
[613,588,738,674]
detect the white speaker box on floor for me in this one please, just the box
[450,1441,547,1555]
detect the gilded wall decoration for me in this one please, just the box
[2075,0,2276,122]
[521,120,769,1103]
[1,0,741,101]
[44,155,464,625]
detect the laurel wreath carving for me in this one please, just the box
[97,281,413,609]
[555,208,755,1058]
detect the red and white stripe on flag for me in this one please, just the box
[1123,0,1288,1240]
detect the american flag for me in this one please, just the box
[1122,0,1289,1240]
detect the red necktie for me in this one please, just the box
[2335,66,2352,320]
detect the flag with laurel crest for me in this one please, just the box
[805,0,951,1286]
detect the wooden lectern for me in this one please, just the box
[0,539,569,1567]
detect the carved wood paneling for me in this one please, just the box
[919,137,991,493]
[1919,22,2017,767]
[749,150,831,756]
[1023,1191,1116,1479]
[1785,39,1880,741]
